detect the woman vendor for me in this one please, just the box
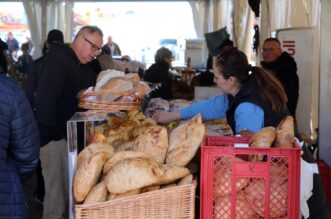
[153,48,288,134]
[153,49,331,218]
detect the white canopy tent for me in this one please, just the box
[21,0,331,165]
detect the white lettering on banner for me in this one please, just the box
[282,40,296,56]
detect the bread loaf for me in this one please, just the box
[77,143,114,167]
[99,76,133,91]
[83,181,108,204]
[96,77,133,102]
[166,114,205,166]
[108,188,141,200]
[141,185,160,193]
[246,179,287,217]
[249,127,276,161]
[87,132,106,144]
[132,81,151,97]
[274,115,295,148]
[103,151,149,176]
[177,174,193,186]
[132,125,168,164]
[126,73,140,83]
[105,157,189,194]
[73,152,110,203]
[115,141,135,152]
[249,127,276,148]
[161,183,177,189]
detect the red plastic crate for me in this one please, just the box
[200,136,301,219]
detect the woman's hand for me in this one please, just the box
[152,110,180,124]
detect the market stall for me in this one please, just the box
[66,70,328,218]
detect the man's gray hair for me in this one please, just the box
[154,47,172,63]
[74,25,103,40]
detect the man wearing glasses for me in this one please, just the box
[261,38,299,118]
[35,25,103,219]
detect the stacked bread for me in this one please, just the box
[95,72,151,102]
[78,71,151,111]
[249,115,295,161]
[73,113,205,204]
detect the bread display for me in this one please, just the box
[166,114,205,166]
[72,110,204,207]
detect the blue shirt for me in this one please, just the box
[180,95,264,133]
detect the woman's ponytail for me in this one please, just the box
[251,67,287,114]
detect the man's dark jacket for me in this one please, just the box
[144,60,172,100]
[26,43,63,112]
[0,74,39,218]
[261,52,299,116]
[35,44,97,146]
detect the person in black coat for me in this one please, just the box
[144,47,173,99]
[34,26,103,219]
[0,73,39,219]
[261,38,299,117]
[26,29,65,205]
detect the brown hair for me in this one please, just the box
[215,49,287,114]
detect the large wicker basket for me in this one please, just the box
[75,182,197,219]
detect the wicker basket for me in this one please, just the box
[75,182,196,219]
[77,89,142,111]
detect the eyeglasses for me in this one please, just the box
[262,48,278,53]
[83,37,103,55]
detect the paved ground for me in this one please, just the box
[23,173,43,219]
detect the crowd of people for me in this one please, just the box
[1,24,330,219]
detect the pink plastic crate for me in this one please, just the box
[200,136,301,219]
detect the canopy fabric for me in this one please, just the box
[22,0,74,59]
